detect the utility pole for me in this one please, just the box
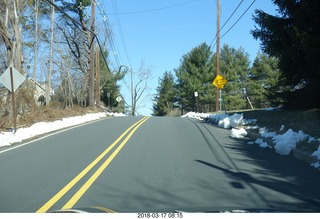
[95,44,100,107]
[47,0,55,105]
[215,0,221,112]
[88,0,96,107]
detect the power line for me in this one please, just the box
[96,0,123,69]
[220,0,244,31]
[42,0,109,71]
[210,0,244,47]
[220,0,256,39]
[43,0,90,32]
[107,0,197,15]
[111,0,132,69]
[210,0,256,49]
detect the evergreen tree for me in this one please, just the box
[153,71,176,116]
[252,0,320,109]
[220,45,251,110]
[100,50,125,111]
[56,0,90,27]
[249,52,281,107]
[175,43,215,113]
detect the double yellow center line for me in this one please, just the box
[37,116,150,213]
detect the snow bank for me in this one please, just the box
[208,113,247,129]
[259,127,277,138]
[0,112,109,147]
[311,146,320,169]
[230,114,243,128]
[181,112,210,120]
[182,111,320,169]
[181,112,255,140]
[208,114,230,128]
[255,138,270,148]
[231,128,247,139]
[183,112,253,138]
[218,117,231,129]
[312,146,320,160]
[273,129,308,155]
[106,112,126,117]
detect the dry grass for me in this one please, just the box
[1,104,102,131]
[239,108,320,154]
[240,109,320,138]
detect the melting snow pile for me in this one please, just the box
[208,113,255,139]
[181,112,210,120]
[311,147,320,169]
[106,112,126,117]
[273,129,308,155]
[230,128,247,139]
[183,112,254,138]
[182,111,320,170]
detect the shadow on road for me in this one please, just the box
[192,119,320,212]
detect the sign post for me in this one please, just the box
[212,75,227,111]
[242,88,254,109]
[0,65,26,132]
[107,92,111,110]
[10,67,17,132]
[116,96,122,113]
[194,91,199,112]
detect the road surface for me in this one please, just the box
[0,116,319,212]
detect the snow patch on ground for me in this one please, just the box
[0,112,124,147]
[181,112,210,120]
[311,147,320,169]
[255,138,271,148]
[182,111,320,170]
[273,129,308,155]
[230,128,247,139]
[259,128,277,138]
[106,112,126,117]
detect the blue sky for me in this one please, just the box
[97,0,278,115]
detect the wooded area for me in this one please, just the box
[252,0,320,109]
[0,0,319,120]
[153,0,320,116]
[152,43,281,116]
[0,0,131,126]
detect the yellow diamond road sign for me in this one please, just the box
[212,74,227,89]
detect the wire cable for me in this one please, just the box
[42,0,110,71]
[220,0,244,31]
[107,0,197,15]
[96,0,123,69]
[111,0,132,69]
[210,0,244,47]
[220,0,256,39]
[210,0,256,49]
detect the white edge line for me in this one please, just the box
[0,117,110,155]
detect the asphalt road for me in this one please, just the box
[0,116,319,213]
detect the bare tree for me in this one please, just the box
[124,61,152,116]
[0,0,23,71]
[54,46,74,108]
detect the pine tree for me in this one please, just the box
[153,71,176,116]
[249,52,281,107]
[175,43,215,113]
[252,0,320,109]
[100,50,125,111]
[220,45,251,110]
